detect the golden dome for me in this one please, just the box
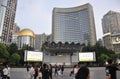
[18,28,35,38]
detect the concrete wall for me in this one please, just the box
[43,52,79,66]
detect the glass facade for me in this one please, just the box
[55,9,90,44]
[18,36,34,48]
[0,0,7,41]
[17,29,35,49]
[52,3,96,45]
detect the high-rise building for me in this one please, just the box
[35,33,47,51]
[0,0,17,44]
[52,3,96,46]
[12,23,20,34]
[102,11,120,34]
[0,0,7,42]
[35,33,52,51]
[102,11,120,53]
[11,23,20,44]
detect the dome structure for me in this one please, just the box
[17,28,35,48]
[18,28,35,38]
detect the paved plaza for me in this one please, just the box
[0,67,120,79]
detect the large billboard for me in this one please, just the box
[79,52,96,62]
[24,51,43,62]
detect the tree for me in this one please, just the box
[0,42,9,64]
[8,43,18,55]
[81,41,116,66]
[11,53,21,66]
[18,45,34,66]
[98,54,109,65]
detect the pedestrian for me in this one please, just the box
[48,64,53,79]
[2,65,8,79]
[34,65,38,79]
[0,67,4,79]
[54,64,58,76]
[61,65,64,75]
[57,65,61,76]
[106,59,120,79]
[29,65,35,79]
[38,65,43,79]
[70,64,78,79]
[7,65,10,79]
[42,63,49,79]
[26,65,29,72]
[75,66,90,79]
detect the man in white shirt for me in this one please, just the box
[7,65,10,79]
[2,65,8,79]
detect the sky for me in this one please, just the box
[15,0,120,40]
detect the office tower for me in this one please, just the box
[35,33,52,51]
[11,23,20,43]
[0,0,17,44]
[52,3,96,46]
[12,23,20,34]
[35,33,47,51]
[0,0,7,42]
[102,11,120,53]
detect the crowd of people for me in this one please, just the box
[69,59,120,79]
[27,63,64,79]
[27,62,90,79]
[0,59,120,79]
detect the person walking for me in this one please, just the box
[106,59,120,79]
[42,63,49,79]
[26,65,29,72]
[70,64,78,79]
[7,65,10,79]
[61,65,64,75]
[75,66,90,79]
[38,65,43,79]
[34,65,38,79]
[54,64,58,76]
[2,65,8,79]
[48,64,53,79]
[29,65,34,79]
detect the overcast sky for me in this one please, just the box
[15,0,120,40]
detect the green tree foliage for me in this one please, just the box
[98,54,109,65]
[18,44,34,65]
[0,42,9,64]
[18,49,25,65]
[8,43,18,55]
[81,41,116,65]
[11,53,21,66]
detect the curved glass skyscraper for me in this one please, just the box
[52,3,96,45]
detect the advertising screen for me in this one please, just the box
[24,51,43,62]
[79,52,96,62]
